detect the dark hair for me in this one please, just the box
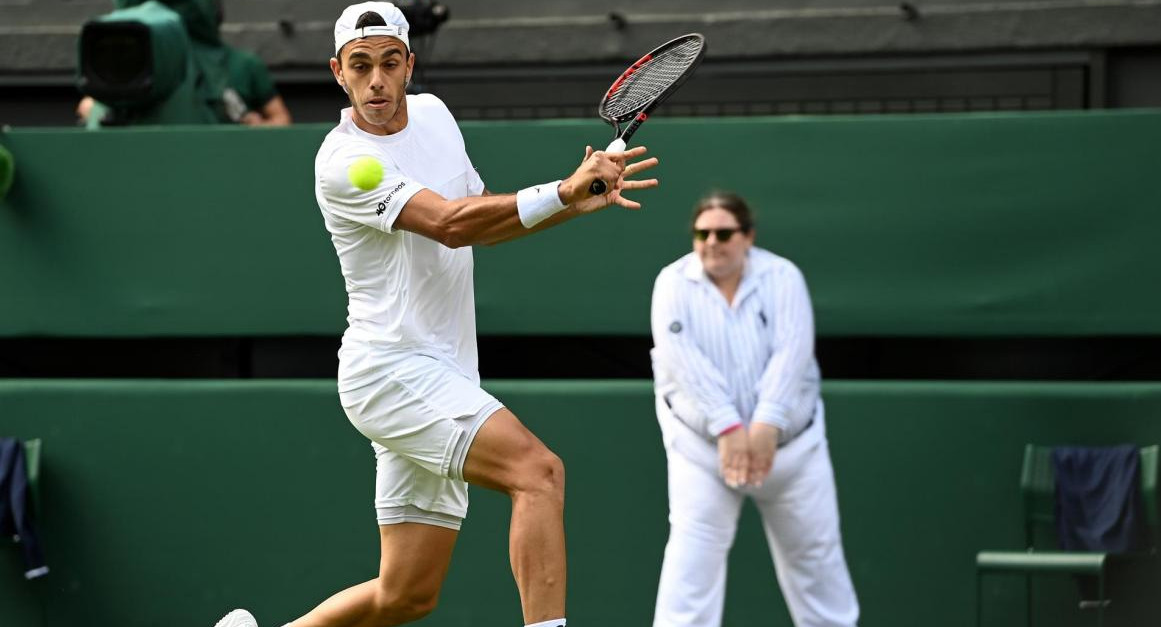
[691,191,754,232]
[355,11,388,28]
[339,12,391,61]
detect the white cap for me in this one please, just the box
[334,2,410,55]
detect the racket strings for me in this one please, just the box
[603,37,703,119]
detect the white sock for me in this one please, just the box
[525,619,566,627]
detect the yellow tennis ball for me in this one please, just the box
[347,156,384,191]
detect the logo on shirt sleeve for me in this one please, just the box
[376,182,408,215]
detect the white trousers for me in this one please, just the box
[653,401,859,627]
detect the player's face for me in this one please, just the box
[693,207,753,284]
[331,37,415,135]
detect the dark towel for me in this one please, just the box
[1052,445,1148,553]
[0,437,49,578]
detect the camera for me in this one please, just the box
[396,0,449,38]
[77,0,219,127]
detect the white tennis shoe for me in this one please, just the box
[214,609,258,627]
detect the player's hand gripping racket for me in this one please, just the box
[589,33,706,196]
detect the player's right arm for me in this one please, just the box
[319,140,656,246]
[395,146,656,248]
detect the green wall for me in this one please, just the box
[2,111,1160,626]
[2,380,1159,627]
[2,110,1160,337]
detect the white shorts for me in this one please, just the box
[338,349,503,530]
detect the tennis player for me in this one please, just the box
[213,3,657,627]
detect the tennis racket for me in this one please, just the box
[590,33,707,196]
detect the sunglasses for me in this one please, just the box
[693,227,747,242]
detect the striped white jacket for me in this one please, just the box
[650,247,821,442]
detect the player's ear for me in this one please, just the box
[329,57,350,94]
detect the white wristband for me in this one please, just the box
[516,180,567,228]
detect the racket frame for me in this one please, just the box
[589,33,706,195]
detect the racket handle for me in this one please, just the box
[589,138,628,196]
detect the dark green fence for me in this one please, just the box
[3,111,1160,626]
[2,110,1160,337]
[2,380,1160,627]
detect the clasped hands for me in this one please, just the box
[717,422,780,488]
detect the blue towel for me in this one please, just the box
[0,437,49,578]
[1052,445,1148,553]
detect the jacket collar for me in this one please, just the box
[681,248,776,304]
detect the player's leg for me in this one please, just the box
[652,445,745,627]
[460,408,567,625]
[275,351,495,627]
[341,358,567,626]
[287,521,457,627]
[285,441,466,627]
[217,443,464,627]
[753,432,859,627]
[341,354,567,624]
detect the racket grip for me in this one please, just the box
[589,138,628,196]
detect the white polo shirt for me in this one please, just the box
[314,95,485,387]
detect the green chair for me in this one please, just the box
[976,444,1159,627]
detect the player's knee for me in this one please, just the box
[373,587,440,624]
[544,451,565,495]
[517,449,565,501]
